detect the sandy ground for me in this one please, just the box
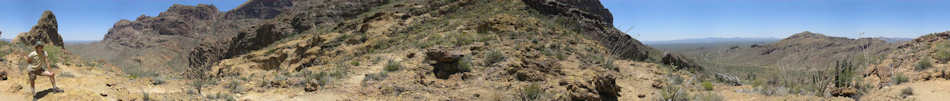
[862,80,950,101]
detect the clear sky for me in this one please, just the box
[0,0,246,40]
[601,0,950,41]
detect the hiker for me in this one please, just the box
[27,43,58,95]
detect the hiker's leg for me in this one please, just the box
[29,74,35,94]
[40,71,55,88]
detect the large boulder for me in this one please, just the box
[13,10,65,47]
[567,75,621,101]
[661,53,702,71]
[715,73,742,86]
[425,49,470,79]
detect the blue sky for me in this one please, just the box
[0,0,246,40]
[602,0,950,41]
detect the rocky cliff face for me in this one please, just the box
[223,0,293,19]
[13,10,64,47]
[523,0,653,61]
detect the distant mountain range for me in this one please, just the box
[643,37,781,45]
[644,36,913,45]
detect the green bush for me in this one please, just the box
[486,50,505,65]
[350,61,360,66]
[702,81,714,91]
[384,60,401,72]
[521,83,542,101]
[901,87,913,97]
[458,56,473,72]
[935,41,950,62]
[603,56,616,70]
[916,58,933,71]
[693,92,723,101]
[658,86,690,101]
[935,50,950,62]
[833,60,856,88]
[893,72,909,85]
[43,44,63,67]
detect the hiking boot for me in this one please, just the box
[50,87,64,93]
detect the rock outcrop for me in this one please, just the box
[13,10,64,47]
[223,0,293,19]
[522,0,654,61]
[661,53,702,71]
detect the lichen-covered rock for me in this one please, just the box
[12,10,64,47]
[425,49,469,79]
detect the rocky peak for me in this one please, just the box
[159,4,219,20]
[223,0,293,19]
[523,0,613,24]
[13,10,64,47]
[786,31,828,39]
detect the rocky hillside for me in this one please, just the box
[185,0,663,100]
[859,31,950,100]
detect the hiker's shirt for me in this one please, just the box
[28,51,48,71]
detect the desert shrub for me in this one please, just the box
[384,60,401,72]
[893,72,909,85]
[833,60,856,88]
[916,58,933,71]
[693,92,724,101]
[43,44,63,67]
[363,72,388,82]
[935,41,950,62]
[658,86,690,101]
[452,33,477,47]
[702,81,714,91]
[668,75,684,85]
[206,92,236,101]
[603,56,616,71]
[901,87,913,97]
[486,50,505,65]
[457,56,474,72]
[350,61,360,66]
[225,80,243,93]
[304,65,348,87]
[521,83,542,101]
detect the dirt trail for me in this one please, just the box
[862,80,950,100]
[0,63,189,101]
